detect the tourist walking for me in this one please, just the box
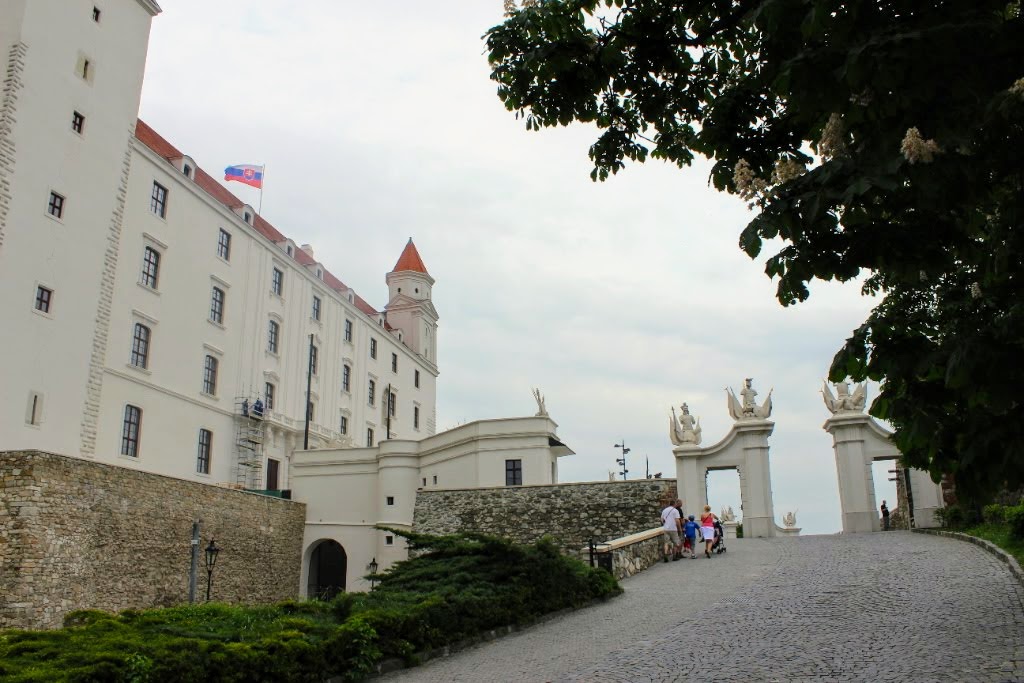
[881,500,890,531]
[661,499,683,562]
[683,515,699,558]
[700,505,718,558]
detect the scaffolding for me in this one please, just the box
[234,395,265,489]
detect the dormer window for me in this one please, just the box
[183,163,192,179]
[244,211,253,224]
[316,268,323,280]
[286,245,293,256]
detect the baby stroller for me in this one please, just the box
[712,520,727,554]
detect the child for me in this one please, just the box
[683,515,699,559]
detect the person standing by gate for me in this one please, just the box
[881,500,890,531]
[661,499,682,562]
[700,505,719,558]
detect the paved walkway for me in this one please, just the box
[383,532,1024,682]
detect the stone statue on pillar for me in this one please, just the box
[782,511,797,528]
[822,380,867,414]
[669,403,702,446]
[727,378,773,420]
[532,388,548,417]
[721,505,736,522]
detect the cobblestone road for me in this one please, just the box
[383,532,1024,682]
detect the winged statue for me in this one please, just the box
[669,403,702,446]
[822,380,867,414]
[726,378,772,420]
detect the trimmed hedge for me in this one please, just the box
[0,532,619,682]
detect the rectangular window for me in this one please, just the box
[505,459,523,486]
[391,353,398,373]
[386,496,394,506]
[183,163,192,178]
[312,295,321,321]
[385,535,393,546]
[414,405,420,429]
[35,286,53,313]
[72,111,85,134]
[415,369,420,389]
[210,286,225,324]
[264,382,275,411]
[310,344,319,375]
[368,380,376,406]
[433,475,437,485]
[339,415,348,435]
[121,405,141,457]
[130,323,150,369]
[266,458,280,490]
[217,229,231,260]
[47,191,65,219]
[79,58,91,81]
[342,364,350,392]
[370,338,377,359]
[140,246,160,289]
[271,267,283,295]
[150,181,168,218]
[344,319,353,342]
[27,392,42,426]
[196,428,212,474]
[367,428,374,447]
[202,355,218,395]
[388,391,396,418]
[244,211,253,224]
[267,320,280,353]
[92,6,101,22]
[307,400,315,423]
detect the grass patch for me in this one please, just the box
[0,531,619,682]
[961,523,1024,566]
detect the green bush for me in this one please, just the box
[983,504,1007,525]
[1005,504,1024,541]
[0,531,619,682]
[936,504,966,529]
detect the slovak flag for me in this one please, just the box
[224,164,264,189]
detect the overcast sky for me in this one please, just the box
[138,1,892,534]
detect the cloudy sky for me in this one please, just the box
[138,1,892,534]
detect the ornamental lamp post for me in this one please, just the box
[367,557,379,589]
[614,441,630,480]
[204,539,220,602]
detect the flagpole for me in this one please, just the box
[258,164,266,215]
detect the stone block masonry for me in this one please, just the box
[0,451,305,630]
[413,480,676,555]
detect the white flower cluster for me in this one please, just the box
[772,157,806,185]
[971,282,982,300]
[1010,77,1024,98]
[733,157,805,209]
[900,127,941,164]
[818,113,846,160]
[733,159,769,206]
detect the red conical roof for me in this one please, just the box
[392,238,429,275]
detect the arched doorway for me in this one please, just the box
[306,540,347,599]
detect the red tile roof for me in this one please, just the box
[134,118,388,318]
[392,238,430,275]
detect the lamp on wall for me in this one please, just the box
[614,441,630,480]
[367,557,379,589]
[204,539,220,602]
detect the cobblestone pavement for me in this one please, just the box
[383,532,1024,682]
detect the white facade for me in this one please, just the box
[0,0,438,492]
[290,416,574,594]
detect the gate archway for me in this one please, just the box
[305,539,347,599]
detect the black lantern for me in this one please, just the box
[204,539,220,601]
[367,557,379,589]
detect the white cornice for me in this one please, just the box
[135,0,162,17]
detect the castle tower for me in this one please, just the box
[384,239,438,366]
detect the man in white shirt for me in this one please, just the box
[661,499,683,562]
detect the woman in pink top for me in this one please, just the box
[700,505,718,558]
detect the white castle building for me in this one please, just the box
[0,0,574,597]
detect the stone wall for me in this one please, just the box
[0,450,306,630]
[595,528,665,580]
[413,479,676,554]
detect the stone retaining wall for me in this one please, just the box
[0,450,306,630]
[413,479,676,554]
[594,528,665,580]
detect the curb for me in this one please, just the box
[913,528,1024,589]
[349,592,621,680]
